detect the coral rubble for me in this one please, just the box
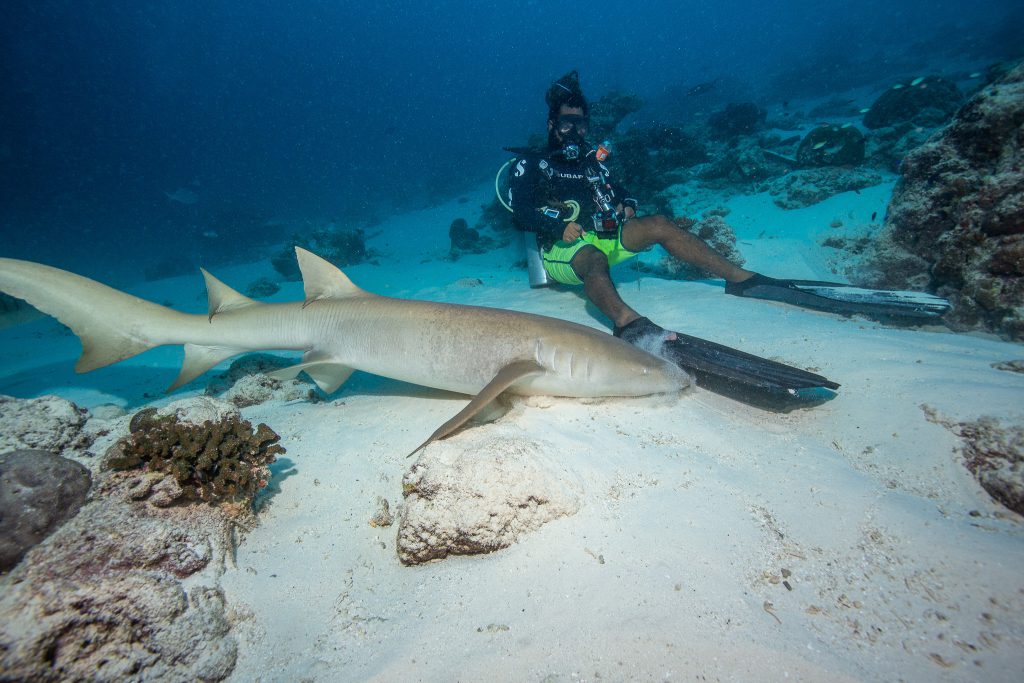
[648,215,745,280]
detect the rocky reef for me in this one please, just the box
[448,216,498,259]
[859,62,1024,339]
[707,102,766,140]
[0,397,264,681]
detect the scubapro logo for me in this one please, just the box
[514,159,526,177]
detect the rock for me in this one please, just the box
[449,218,497,259]
[927,411,1024,516]
[0,450,92,571]
[863,76,963,129]
[203,354,314,406]
[708,102,766,140]
[0,394,91,453]
[398,434,581,565]
[0,471,238,681]
[244,277,280,298]
[219,373,312,408]
[652,216,745,280]
[158,396,240,426]
[612,125,707,195]
[589,90,644,140]
[864,122,936,172]
[449,217,478,250]
[271,228,368,280]
[860,63,1024,339]
[796,124,865,167]
[768,167,884,209]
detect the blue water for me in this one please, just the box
[1,0,1021,282]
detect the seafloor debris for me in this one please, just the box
[0,449,92,571]
[398,433,581,565]
[449,216,498,259]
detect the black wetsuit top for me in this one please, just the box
[509,147,638,250]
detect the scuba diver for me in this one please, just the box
[502,71,950,396]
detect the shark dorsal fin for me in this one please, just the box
[200,268,258,321]
[294,247,367,305]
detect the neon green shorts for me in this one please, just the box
[541,225,641,285]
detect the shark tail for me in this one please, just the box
[0,257,194,375]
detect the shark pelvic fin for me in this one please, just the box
[408,358,545,457]
[168,343,245,392]
[294,247,368,306]
[201,268,259,321]
[268,351,355,394]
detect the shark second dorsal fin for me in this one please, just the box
[201,268,258,322]
[294,247,367,306]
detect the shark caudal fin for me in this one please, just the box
[0,257,186,372]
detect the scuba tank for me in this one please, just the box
[495,153,550,288]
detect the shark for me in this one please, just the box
[0,248,690,452]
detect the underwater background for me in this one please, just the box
[1,0,1021,284]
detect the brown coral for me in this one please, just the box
[105,408,283,505]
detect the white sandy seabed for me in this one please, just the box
[1,178,1022,682]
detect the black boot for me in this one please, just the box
[613,316,668,346]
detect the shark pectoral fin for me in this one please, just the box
[167,343,245,392]
[200,269,259,321]
[408,359,545,457]
[268,358,354,394]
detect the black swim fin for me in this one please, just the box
[726,274,951,322]
[615,317,839,396]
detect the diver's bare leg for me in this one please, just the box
[621,215,753,282]
[570,246,640,329]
